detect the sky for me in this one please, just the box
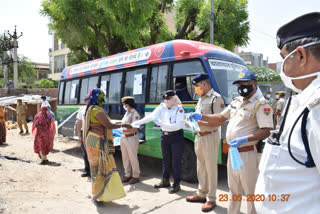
[0,0,320,64]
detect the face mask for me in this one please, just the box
[238,85,253,97]
[195,86,204,95]
[275,94,280,100]
[266,94,271,99]
[281,41,320,93]
[123,105,127,111]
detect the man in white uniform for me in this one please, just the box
[255,12,320,214]
[76,96,90,177]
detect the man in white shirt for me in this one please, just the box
[255,12,320,214]
[76,96,90,177]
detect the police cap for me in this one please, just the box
[276,91,285,95]
[276,12,320,49]
[163,90,175,99]
[121,96,135,104]
[232,69,257,84]
[192,73,209,85]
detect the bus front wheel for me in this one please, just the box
[181,140,197,183]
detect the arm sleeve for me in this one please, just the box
[76,110,82,120]
[214,96,225,114]
[256,103,274,128]
[134,105,161,125]
[220,104,231,119]
[132,111,140,122]
[308,105,320,174]
[158,108,185,130]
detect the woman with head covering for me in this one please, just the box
[83,88,132,203]
[132,90,185,194]
[120,97,141,184]
[0,106,6,144]
[32,106,56,164]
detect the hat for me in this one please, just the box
[41,95,46,99]
[84,95,90,101]
[192,73,209,85]
[17,98,22,101]
[276,91,285,94]
[121,96,134,103]
[232,69,257,84]
[163,90,175,99]
[276,12,320,49]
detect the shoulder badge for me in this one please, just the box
[308,97,320,108]
[263,107,271,115]
[179,108,184,113]
[135,116,139,120]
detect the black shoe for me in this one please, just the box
[19,131,23,134]
[40,160,49,165]
[169,183,180,194]
[25,130,29,134]
[154,179,170,188]
[81,171,91,177]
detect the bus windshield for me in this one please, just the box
[208,59,247,104]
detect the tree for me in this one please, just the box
[248,65,281,82]
[39,78,55,88]
[41,0,249,64]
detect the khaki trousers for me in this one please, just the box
[120,135,140,178]
[194,131,219,202]
[17,115,28,131]
[227,150,258,214]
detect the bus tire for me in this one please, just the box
[181,140,197,183]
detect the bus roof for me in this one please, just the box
[60,40,246,80]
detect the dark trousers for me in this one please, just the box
[80,131,90,173]
[161,129,184,184]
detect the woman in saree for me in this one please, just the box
[83,88,132,203]
[32,106,56,164]
[0,106,6,144]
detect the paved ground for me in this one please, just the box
[0,123,247,214]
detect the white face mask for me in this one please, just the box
[266,94,271,99]
[280,41,320,93]
[123,105,127,111]
[275,94,280,100]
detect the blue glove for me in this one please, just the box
[189,113,202,121]
[228,136,248,148]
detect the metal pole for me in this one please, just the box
[210,0,214,44]
[3,51,8,88]
[13,37,18,88]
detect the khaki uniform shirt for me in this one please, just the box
[196,88,224,132]
[221,91,273,147]
[16,103,27,116]
[276,98,286,113]
[121,108,140,133]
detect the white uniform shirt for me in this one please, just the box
[76,106,86,130]
[135,103,184,132]
[255,76,320,214]
[41,100,51,108]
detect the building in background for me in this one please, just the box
[268,61,282,72]
[239,51,268,68]
[48,29,70,81]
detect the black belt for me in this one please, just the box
[162,130,182,136]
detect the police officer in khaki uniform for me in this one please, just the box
[189,69,273,214]
[186,73,224,212]
[120,97,141,184]
[16,98,29,134]
[274,91,286,129]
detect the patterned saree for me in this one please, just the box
[83,106,126,202]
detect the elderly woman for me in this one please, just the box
[83,88,132,203]
[32,106,56,164]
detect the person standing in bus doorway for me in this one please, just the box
[255,12,320,214]
[273,91,286,129]
[189,69,273,214]
[132,90,185,194]
[120,97,141,184]
[16,98,29,134]
[185,73,224,212]
[76,95,90,177]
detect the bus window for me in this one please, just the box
[88,76,99,92]
[69,79,80,104]
[149,65,168,103]
[109,72,123,103]
[124,68,147,103]
[58,81,65,104]
[101,74,110,102]
[172,60,204,101]
[80,78,89,104]
[64,81,71,104]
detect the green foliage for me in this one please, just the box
[39,78,55,88]
[248,66,281,82]
[41,0,250,63]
